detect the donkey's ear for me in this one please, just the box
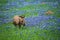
[23,16,25,18]
[22,16,25,18]
[19,16,25,18]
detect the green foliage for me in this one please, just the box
[0,0,8,11]
[51,8,60,18]
[0,0,7,4]
[19,4,49,11]
[25,0,35,2]
[0,23,60,40]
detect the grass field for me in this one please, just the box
[0,8,60,40]
[0,22,60,40]
[0,0,60,40]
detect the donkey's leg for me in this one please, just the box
[23,23,25,26]
[13,22,17,27]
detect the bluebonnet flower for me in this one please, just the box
[19,0,25,2]
[23,2,29,6]
[5,26,11,29]
[16,31,18,34]
[5,6,10,10]
[57,18,60,22]
[57,27,60,30]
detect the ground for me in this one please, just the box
[0,0,60,40]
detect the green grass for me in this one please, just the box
[0,1,60,40]
[0,22,60,40]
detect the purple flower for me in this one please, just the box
[57,27,60,30]
[5,26,11,29]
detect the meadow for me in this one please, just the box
[0,0,60,40]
